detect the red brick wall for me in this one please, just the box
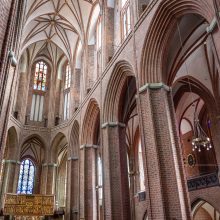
[0,0,13,54]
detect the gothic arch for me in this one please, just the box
[21,134,47,151]
[103,60,135,122]
[140,0,215,85]
[173,76,217,114]
[81,99,100,145]
[192,199,220,219]
[5,126,18,160]
[20,135,45,165]
[69,120,80,157]
[50,132,68,163]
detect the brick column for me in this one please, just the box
[70,69,80,115]
[40,164,48,194]
[102,6,114,68]
[79,145,97,220]
[102,122,131,220]
[45,163,57,195]
[0,160,20,208]
[138,83,191,220]
[66,156,79,220]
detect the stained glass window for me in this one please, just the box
[34,61,47,91]
[65,63,71,89]
[17,159,35,194]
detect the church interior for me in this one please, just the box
[0,0,220,219]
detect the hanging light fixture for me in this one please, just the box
[192,112,212,152]
[177,21,212,153]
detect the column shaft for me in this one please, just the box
[138,86,191,219]
[102,124,131,220]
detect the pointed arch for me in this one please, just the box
[173,76,217,113]
[81,99,100,145]
[69,120,80,157]
[192,199,220,219]
[20,136,45,165]
[50,132,68,163]
[103,60,135,122]
[140,0,214,85]
[5,126,18,160]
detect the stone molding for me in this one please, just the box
[101,122,126,129]
[80,144,98,150]
[206,13,220,33]
[42,163,58,167]
[139,82,171,93]
[67,156,79,161]
[2,159,20,164]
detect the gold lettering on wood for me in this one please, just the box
[3,194,54,216]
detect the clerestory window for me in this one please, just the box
[121,0,131,40]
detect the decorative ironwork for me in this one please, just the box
[17,159,35,194]
[192,116,212,152]
[187,172,219,191]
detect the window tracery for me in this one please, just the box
[64,63,71,120]
[65,63,71,89]
[34,61,47,91]
[121,0,131,40]
[17,159,35,194]
[97,17,102,76]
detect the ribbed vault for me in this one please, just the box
[21,0,100,62]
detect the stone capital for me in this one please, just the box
[2,159,20,165]
[80,144,98,150]
[67,156,79,161]
[42,163,58,167]
[101,122,126,129]
[139,83,171,93]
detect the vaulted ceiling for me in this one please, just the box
[21,0,100,63]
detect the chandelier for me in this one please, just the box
[176,20,212,153]
[192,114,212,152]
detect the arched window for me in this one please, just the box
[34,61,47,91]
[138,139,145,191]
[30,61,47,122]
[97,156,103,205]
[97,155,103,219]
[64,63,71,120]
[96,17,102,76]
[17,159,35,194]
[65,63,71,89]
[97,18,102,50]
[121,0,131,40]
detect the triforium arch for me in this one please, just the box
[80,99,101,220]
[66,120,80,220]
[140,0,215,84]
